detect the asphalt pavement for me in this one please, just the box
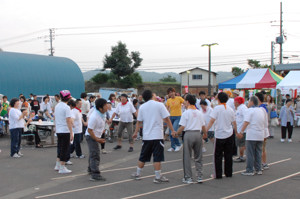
[0,127,299,199]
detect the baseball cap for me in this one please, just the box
[60,90,71,100]
[233,90,240,95]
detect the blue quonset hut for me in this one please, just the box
[0,52,84,99]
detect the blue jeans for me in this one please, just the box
[169,116,181,149]
[246,140,263,172]
[10,128,22,156]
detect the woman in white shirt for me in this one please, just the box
[200,100,214,143]
[54,90,74,174]
[40,96,53,120]
[173,94,207,184]
[9,98,28,158]
[109,94,137,152]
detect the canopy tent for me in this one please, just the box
[219,68,283,89]
[276,71,300,90]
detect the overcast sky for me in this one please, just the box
[0,0,299,73]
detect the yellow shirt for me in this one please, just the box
[166,96,184,116]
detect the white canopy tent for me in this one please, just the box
[276,71,300,91]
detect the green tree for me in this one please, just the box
[159,75,177,82]
[232,67,244,76]
[103,41,143,80]
[247,59,270,68]
[120,72,143,88]
[91,73,109,84]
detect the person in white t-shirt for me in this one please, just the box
[196,91,211,111]
[40,96,53,120]
[54,90,74,174]
[238,96,266,176]
[69,99,86,159]
[200,100,215,143]
[233,96,248,163]
[85,98,108,181]
[9,98,28,158]
[80,93,90,141]
[109,94,137,152]
[206,92,238,179]
[172,94,207,184]
[131,90,176,184]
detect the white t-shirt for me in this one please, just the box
[40,102,52,114]
[226,98,235,112]
[85,110,105,138]
[196,99,211,111]
[210,105,235,139]
[71,108,83,134]
[81,98,90,115]
[244,107,266,141]
[107,108,115,119]
[115,102,136,123]
[236,104,248,133]
[54,102,72,133]
[201,106,215,131]
[9,108,25,129]
[137,100,170,140]
[179,109,205,131]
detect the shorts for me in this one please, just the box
[139,140,165,163]
[207,131,214,139]
[236,133,246,147]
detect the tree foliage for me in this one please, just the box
[103,41,143,79]
[232,67,244,76]
[120,72,143,88]
[247,59,270,69]
[91,73,109,84]
[159,75,177,82]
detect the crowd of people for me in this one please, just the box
[0,88,299,183]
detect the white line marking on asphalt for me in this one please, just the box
[50,153,214,180]
[221,171,300,199]
[35,162,214,199]
[120,158,292,199]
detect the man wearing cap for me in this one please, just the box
[234,96,248,162]
[109,94,137,152]
[54,90,74,174]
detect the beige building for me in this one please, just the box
[179,67,217,96]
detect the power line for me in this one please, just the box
[0,29,47,42]
[55,21,271,37]
[56,13,277,30]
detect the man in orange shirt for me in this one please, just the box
[166,88,184,152]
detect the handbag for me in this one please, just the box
[270,111,278,119]
[270,118,279,127]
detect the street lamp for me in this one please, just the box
[187,70,190,93]
[202,43,218,96]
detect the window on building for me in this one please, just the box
[192,74,202,80]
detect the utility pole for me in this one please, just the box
[279,2,283,64]
[202,43,218,96]
[271,41,275,71]
[49,28,55,56]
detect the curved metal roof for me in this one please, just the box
[0,52,84,99]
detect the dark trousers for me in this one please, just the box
[81,114,87,141]
[281,122,293,139]
[232,131,238,156]
[214,134,234,179]
[10,128,22,156]
[70,134,82,156]
[101,132,105,150]
[57,133,70,162]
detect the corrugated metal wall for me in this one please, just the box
[0,52,84,99]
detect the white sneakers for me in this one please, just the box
[281,139,293,143]
[18,152,24,156]
[54,161,72,174]
[59,166,72,174]
[66,161,73,165]
[168,145,183,152]
[12,153,21,158]
[175,145,182,152]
